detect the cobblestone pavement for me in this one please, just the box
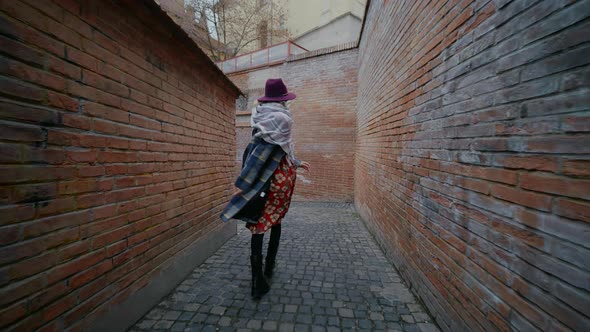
[130,202,440,332]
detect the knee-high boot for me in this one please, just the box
[250,254,270,299]
[265,224,281,278]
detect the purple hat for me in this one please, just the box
[258,78,296,102]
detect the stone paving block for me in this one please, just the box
[342,318,356,328]
[145,308,165,320]
[233,318,249,328]
[327,316,340,326]
[218,327,235,332]
[358,319,372,329]
[246,319,262,329]
[218,316,232,326]
[370,311,385,320]
[408,303,423,312]
[135,319,156,329]
[130,204,439,331]
[191,313,207,323]
[182,303,200,312]
[170,322,186,331]
[332,300,344,308]
[418,322,442,332]
[294,323,310,332]
[313,315,328,325]
[263,320,278,330]
[338,308,354,318]
[386,321,403,330]
[163,310,182,321]
[311,325,326,332]
[210,306,226,315]
[373,320,387,330]
[413,312,430,322]
[225,308,239,316]
[153,320,174,329]
[184,323,203,331]
[296,313,313,324]
[267,311,282,320]
[279,322,295,332]
[177,312,194,321]
[282,312,296,321]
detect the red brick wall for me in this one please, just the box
[356,1,590,331]
[0,0,238,330]
[229,46,358,202]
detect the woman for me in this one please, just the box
[221,78,310,299]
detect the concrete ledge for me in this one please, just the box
[89,221,237,332]
[286,41,358,62]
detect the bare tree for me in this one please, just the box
[185,0,290,61]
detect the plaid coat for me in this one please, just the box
[220,137,285,223]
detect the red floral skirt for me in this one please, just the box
[247,157,297,234]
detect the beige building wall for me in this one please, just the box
[284,0,365,38]
[293,13,361,50]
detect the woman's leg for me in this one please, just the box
[251,233,264,256]
[265,224,281,278]
[250,233,269,299]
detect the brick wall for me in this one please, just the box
[229,46,358,202]
[356,1,590,331]
[0,0,238,330]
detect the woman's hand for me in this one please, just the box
[299,161,311,172]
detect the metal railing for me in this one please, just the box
[216,41,308,74]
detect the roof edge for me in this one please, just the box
[357,0,371,48]
[130,0,243,97]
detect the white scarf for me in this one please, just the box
[251,102,298,165]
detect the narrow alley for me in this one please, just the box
[1,0,588,331]
[131,203,439,332]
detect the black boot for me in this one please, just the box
[264,256,275,279]
[265,225,281,278]
[251,255,270,299]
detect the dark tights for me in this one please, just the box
[251,224,282,256]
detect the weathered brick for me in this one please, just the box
[12,183,57,203]
[0,121,44,142]
[0,13,65,57]
[42,292,78,321]
[23,210,88,238]
[554,198,590,223]
[37,196,77,217]
[0,300,28,328]
[0,273,45,307]
[61,113,92,130]
[520,173,590,200]
[0,203,36,225]
[562,159,590,177]
[0,100,59,125]
[492,155,558,173]
[69,259,113,288]
[355,1,590,331]
[46,91,79,112]
[0,0,238,330]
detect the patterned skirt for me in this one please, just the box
[246,156,297,234]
